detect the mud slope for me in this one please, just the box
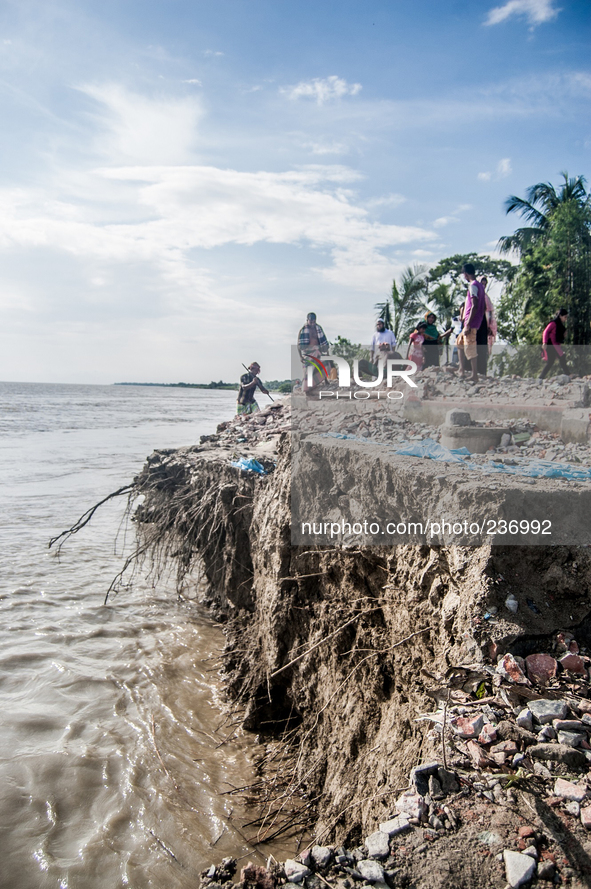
[134,428,591,846]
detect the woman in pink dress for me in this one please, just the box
[407,321,427,370]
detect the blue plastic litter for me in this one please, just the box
[323,433,591,480]
[231,457,267,475]
[394,438,468,463]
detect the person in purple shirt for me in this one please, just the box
[461,262,486,383]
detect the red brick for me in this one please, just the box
[467,739,495,769]
[496,653,529,685]
[525,653,557,686]
[560,653,587,675]
[451,714,484,739]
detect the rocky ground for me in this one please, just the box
[293,369,591,476]
[202,636,591,889]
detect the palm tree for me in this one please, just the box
[498,172,590,255]
[375,265,427,342]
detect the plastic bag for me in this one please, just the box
[230,457,267,475]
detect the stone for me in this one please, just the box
[478,829,502,846]
[516,709,533,731]
[395,791,427,820]
[528,699,569,724]
[451,714,484,739]
[553,719,587,731]
[311,846,333,868]
[356,860,385,883]
[284,861,311,883]
[537,861,556,881]
[538,725,556,742]
[378,815,411,837]
[518,826,535,839]
[503,850,536,887]
[410,761,440,794]
[577,699,591,715]
[298,849,312,867]
[500,432,512,447]
[525,653,557,686]
[560,653,587,675]
[478,723,497,745]
[557,730,585,747]
[467,739,495,769]
[364,832,390,860]
[437,768,459,794]
[505,595,519,614]
[496,653,528,684]
[491,740,518,756]
[446,409,471,427]
[565,801,580,817]
[522,846,538,859]
[428,775,444,799]
[528,744,588,768]
[581,805,591,829]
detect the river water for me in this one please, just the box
[0,382,279,889]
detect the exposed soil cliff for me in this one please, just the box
[132,401,591,886]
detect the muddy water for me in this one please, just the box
[0,383,281,889]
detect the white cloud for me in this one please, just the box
[433,216,459,228]
[0,164,435,297]
[283,75,362,105]
[204,49,224,56]
[484,0,561,27]
[78,84,203,165]
[305,141,349,155]
[497,157,512,177]
[182,79,202,85]
[366,193,407,209]
[478,158,512,181]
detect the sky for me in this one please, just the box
[0,0,590,384]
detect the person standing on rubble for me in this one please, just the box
[298,312,329,391]
[461,263,486,383]
[237,362,269,415]
[539,309,570,379]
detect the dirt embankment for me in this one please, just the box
[133,403,591,886]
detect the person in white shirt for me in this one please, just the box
[370,320,397,364]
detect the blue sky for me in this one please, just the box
[0,0,589,383]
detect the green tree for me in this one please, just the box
[330,336,369,363]
[498,172,591,344]
[426,252,515,309]
[375,265,427,341]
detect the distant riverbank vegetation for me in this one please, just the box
[116,380,292,393]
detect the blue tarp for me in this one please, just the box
[321,433,591,480]
[395,438,591,480]
[230,457,267,475]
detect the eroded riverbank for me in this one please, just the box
[131,396,591,887]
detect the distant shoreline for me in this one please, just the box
[114,381,240,390]
[114,380,291,392]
